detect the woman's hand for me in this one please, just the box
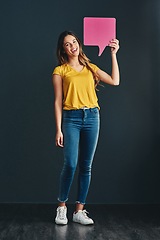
[109,39,120,54]
[55,130,64,147]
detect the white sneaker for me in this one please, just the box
[73,210,94,225]
[55,206,68,225]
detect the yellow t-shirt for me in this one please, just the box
[53,63,100,110]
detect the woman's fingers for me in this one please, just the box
[55,134,64,147]
[109,39,120,53]
[110,39,119,44]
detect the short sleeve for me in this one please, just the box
[89,63,100,72]
[52,66,62,76]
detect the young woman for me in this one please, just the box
[52,30,120,225]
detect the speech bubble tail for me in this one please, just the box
[98,46,106,56]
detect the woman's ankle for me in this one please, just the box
[58,202,66,207]
[75,203,84,212]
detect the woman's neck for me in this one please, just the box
[68,58,81,67]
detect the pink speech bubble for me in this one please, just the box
[83,17,116,56]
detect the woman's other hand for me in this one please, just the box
[55,131,64,147]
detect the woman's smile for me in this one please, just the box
[71,47,78,53]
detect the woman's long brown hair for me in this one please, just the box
[56,30,100,87]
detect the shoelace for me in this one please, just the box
[82,210,90,219]
[58,207,66,219]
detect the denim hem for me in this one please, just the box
[57,198,68,203]
[75,201,85,205]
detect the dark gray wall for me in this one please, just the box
[0,0,160,203]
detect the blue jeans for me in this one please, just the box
[58,107,100,204]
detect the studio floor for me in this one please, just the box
[0,204,160,240]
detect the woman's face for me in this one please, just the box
[63,35,79,58]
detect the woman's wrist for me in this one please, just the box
[56,128,62,133]
[111,52,117,57]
